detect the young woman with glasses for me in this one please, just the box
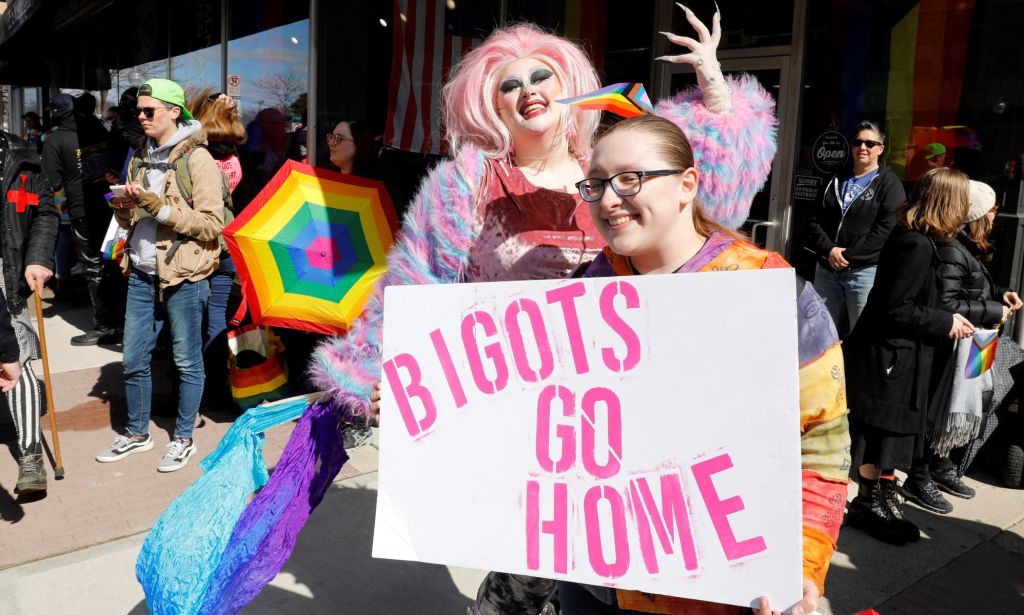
[325,120,379,177]
[805,120,907,337]
[562,113,849,615]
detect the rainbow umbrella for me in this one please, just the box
[224,160,398,335]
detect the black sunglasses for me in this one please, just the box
[135,106,173,119]
[851,138,883,149]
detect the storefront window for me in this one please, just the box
[792,0,1024,286]
[228,0,310,211]
[667,0,793,50]
[169,1,223,96]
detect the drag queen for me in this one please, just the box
[311,7,776,614]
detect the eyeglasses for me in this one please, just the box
[135,106,173,119]
[575,169,684,202]
[851,139,882,149]
[326,132,353,145]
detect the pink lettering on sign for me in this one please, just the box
[505,298,555,382]
[544,282,591,375]
[628,473,699,573]
[535,385,576,474]
[526,480,568,573]
[580,387,622,479]
[381,353,437,438]
[599,281,641,372]
[429,328,467,409]
[461,310,509,395]
[691,453,767,561]
[584,485,631,577]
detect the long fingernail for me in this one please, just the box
[714,1,721,17]
[658,31,675,38]
[654,56,669,62]
[676,2,691,13]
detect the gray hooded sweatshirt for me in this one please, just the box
[128,120,203,275]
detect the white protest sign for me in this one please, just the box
[373,269,803,609]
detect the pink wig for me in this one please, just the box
[441,23,601,159]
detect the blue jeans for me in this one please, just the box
[204,254,236,354]
[203,255,236,402]
[123,270,208,439]
[814,264,877,336]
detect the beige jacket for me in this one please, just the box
[116,132,224,289]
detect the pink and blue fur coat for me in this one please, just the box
[310,75,778,414]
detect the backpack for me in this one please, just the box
[129,142,234,226]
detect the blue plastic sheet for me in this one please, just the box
[136,395,312,615]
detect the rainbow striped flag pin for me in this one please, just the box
[557,83,655,118]
[965,328,999,379]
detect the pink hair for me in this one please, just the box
[442,23,601,159]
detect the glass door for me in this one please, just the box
[656,56,796,252]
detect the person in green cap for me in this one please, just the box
[95,77,224,472]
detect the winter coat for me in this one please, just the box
[40,98,85,221]
[0,285,19,363]
[114,129,224,290]
[844,227,954,434]
[935,232,1003,328]
[0,132,57,313]
[804,165,906,269]
[581,234,850,607]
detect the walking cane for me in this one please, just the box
[32,287,64,479]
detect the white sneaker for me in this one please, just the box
[96,432,154,462]
[157,437,196,473]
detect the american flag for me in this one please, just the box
[384,0,479,156]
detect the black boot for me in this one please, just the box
[14,443,48,494]
[1004,445,1023,488]
[71,326,118,346]
[844,486,910,545]
[931,468,976,499]
[878,479,921,542]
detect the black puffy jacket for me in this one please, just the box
[0,132,57,311]
[936,232,1003,328]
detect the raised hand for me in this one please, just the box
[657,3,730,112]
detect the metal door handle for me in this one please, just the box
[747,219,776,246]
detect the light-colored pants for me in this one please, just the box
[814,264,877,337]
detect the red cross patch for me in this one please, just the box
[7,174,39,213]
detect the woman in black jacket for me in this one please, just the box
[907,181,1024,508]
[805,121,906,336]
[843,167,975,546]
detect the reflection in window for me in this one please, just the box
[228,3,310,212]
[171,45,222,96]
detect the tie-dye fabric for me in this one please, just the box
[585,234,851,612]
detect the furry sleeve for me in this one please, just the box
[656,74,778,229]
[308,147,487,414]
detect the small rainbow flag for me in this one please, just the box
[557,83,655,118]
[965,328,999,379]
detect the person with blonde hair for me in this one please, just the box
[843,167,976,546]
[908,180,1024,509]
[188,90,247,409]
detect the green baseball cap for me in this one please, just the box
[924,142,946,160]
[138,78,193,121]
